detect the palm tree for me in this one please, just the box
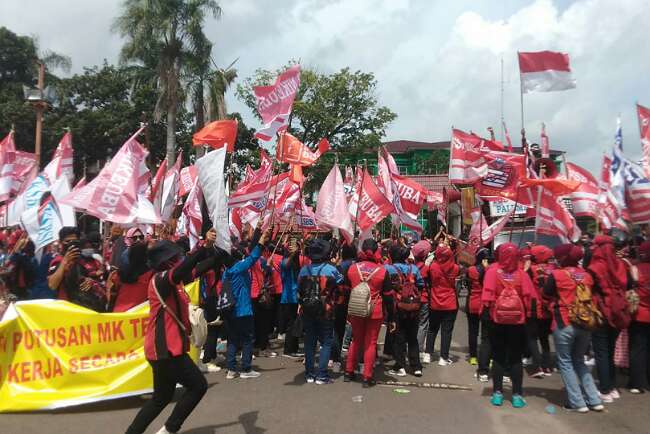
[206,58,238,121]
[113,0,221,163]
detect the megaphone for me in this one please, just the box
[534,158,559,178]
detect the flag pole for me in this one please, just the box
[500,56,505,145]
[518,52,525,134]
[352,159,367,239]
[508,185,520,243]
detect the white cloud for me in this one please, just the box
[1,0,649,175]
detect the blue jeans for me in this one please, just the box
[303,316,334,381]
[226,315,254,372]
[553,325,602,408]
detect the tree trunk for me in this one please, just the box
[166,103,177,163]
[195,81,206,158]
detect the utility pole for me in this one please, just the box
[30,62,47,168]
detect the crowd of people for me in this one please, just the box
[1,222,650,434]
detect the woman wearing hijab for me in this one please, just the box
[629,241,650,394]
[427,244,460,366]
[482,242,534,408]
[112,228,152,312]
[125,229,224,434]
[467,248,492,380]
[588,235,631,402]
[544,244,604,412]
[412,240,432,364]
[526,245,555,378]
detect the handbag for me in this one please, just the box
[152,278,208,349]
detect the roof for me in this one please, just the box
[407,174,450,193]
[383,140,450,153]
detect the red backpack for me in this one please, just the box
[396,268,421,312]
[493,270,525,325]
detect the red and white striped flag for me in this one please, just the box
[535,188,581,243]
[0,132,16,202]
[12,151,37,195]
[566,162,600,219]
[160,151,182,222]
[449,129,503,184]
[638,103,650,178]
[254,65,301,141]
[315,164,354,242]
[518,51,576,93]
[43,132,74,184]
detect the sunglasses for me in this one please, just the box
[129,235,145,241]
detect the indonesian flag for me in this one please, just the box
[355,169,394,233]
[178,165,198,197]
[160,151,182,222]
[276,134,330,166]
[254,65,301,141]
[43,132,74,184]
[0,132,16,202]
[60,127,161,224]
[192,119,238,152]
[449,129,504,184]
[315,164,354,242]
[566,162,600,219]
[638,103,650,178]
[12,151,37,195]
[535,188,580,243]
[518,51,576,93]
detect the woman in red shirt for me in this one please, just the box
[629,241,650,393]
[427,245,460,366]
[466,248,491,379]
[482,242,534,408]
[526,245,554,378]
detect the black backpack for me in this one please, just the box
[299,265,325,318]
[215,277,235,315]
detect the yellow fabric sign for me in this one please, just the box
[0,280,203,412]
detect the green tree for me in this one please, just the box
[113,0,221,163]
[237,64,396,192]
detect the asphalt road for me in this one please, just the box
[1,314,649,434]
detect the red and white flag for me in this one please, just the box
[254,65,301,141]
[148,158,168,211]
[343,166,355,198]
[518,51,576,93]
[60,128,161,224]
[475,151,527,201]
[72,176,86,192]
[467,208,513,254]
[449,129,503,184]
[355,169,394,233]
[502,121,513,153]
[276,134,330,167]
[179,165,198,197]
[535,188,581,243]
[0,132,16,202]
[566,162,600,219]
[638,103,650,178]
[541,123,550,159]
[12,151,37,195]
[315,164,354,242]
[160,151,182,222]
[179,180,203,249]
[43,132,74,184]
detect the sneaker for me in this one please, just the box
[226,370,238,380]
[155,426,173,434]
[599,392,614,403]
[261,350,278,358]
[563,404,589,413]
[512,394,527,409]
[414,369,423,377]
[629,388,644,394]
[315,378,334,385]
[277,333,286,341]
[530,369,545,379]
[490,392,504,406]
[282,353,303,360]
[469,357,478,366]
[543,368,553,377]
[198,361,222,373]
[584,356,596,367]
[589,404,605,412]
[240,370,261,379]
[306,376,315,384]
[422,353,432,364]
[331,361,342,373]
[388,368,407,377]
[477,374,489,383]
[343,372,355,382]
[610,389,620,399]
[503,376,511,384]
[438,358,453,366]
[522,357,532,366]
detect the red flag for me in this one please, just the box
[276,133,328,166]
[475,151,527,201]
[179,165,198,197]
[148,158,168,207]
[12,151,37,195]
[43,132,74,184]
[179,181,203,249]
[356,169,394,232]
[0,132,16,202]
[467,208,513,254]
[565,162,599,219]
[638,103,650,177]
[518,51,576,93]
[192,119,238,152]
[160,151,182,221]
[449,129,503,184]
[535,188,581,242]
[230,207,243,241]
[519,177,580,196]
[254,65,301,141]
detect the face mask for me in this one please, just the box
[81,248,95,258]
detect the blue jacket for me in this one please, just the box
[280,257,300,304]
[222,245,261,317]
[298,263,344,287]
[384,263,425,288]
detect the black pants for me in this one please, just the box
[526,317,552,370]
[393,313,422,371]
[202,324,220,363]
[280,303,299,354]
[478,318,492,375]
[592,325,620,393]
[467,312,480,358]
[126,354,207,434]
[331,303,348,363]
[253,299,272,351]
[489,323,526,395]
[428,309,457,360]
[629,321,650,390]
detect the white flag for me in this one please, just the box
[196,147,231,252]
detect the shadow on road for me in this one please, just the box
[183,410,266,434]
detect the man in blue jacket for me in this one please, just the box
[223,228,270,380]
[298,239,344,384]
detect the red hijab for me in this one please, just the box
[589,235,627,289]
[497,243,519,273]
[435,245,456,275]
[531,245,553,264]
